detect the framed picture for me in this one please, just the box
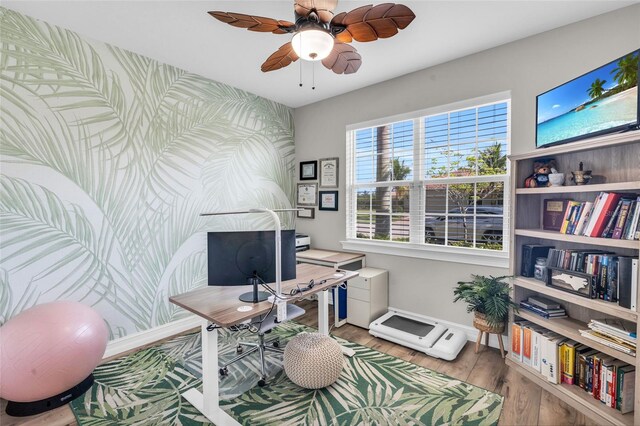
[299,160,317,180]
[319,191,338,211]
[297,183,318,206]
[546,266,594,299]
[296,207,315,219]
[319,157,339,188]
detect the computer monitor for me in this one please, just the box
[207,229,297,303]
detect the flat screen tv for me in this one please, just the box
[536,49,639,148]
[207,229,296,302]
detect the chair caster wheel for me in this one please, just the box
[273,341,280,348]
[236,345,243,354]
[219,367,228,377]
[258,379,266,387]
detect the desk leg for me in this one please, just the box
[318,290,329,335]
[318,290,355,357]
[181,320,239,426]
[333,285,347,328]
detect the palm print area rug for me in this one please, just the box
[70,322,503,425]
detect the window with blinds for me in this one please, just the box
[346,96,510,254]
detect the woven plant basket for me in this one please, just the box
[473,313,504,334]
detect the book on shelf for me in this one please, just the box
[522,323,534,366]
[531,325,546,373]
[541,332,565,383]
[589,193,626,238]
[608,360,627,408]
[578,347,597,390]
[560,201,582,234]
[511,321,523,363]
[543,199,571,232]
[617,365,636,413]
[519,301,566,318]
[588,319,637,341]
[633,259,638,311]
[625,197,640,239]
[574,201,594,236]
[612,198,634,239]
[561,340,578,385]
[527,295,561,310]
[579,330,636,356]
[600,198,625,238]
[623,198,639,240]
[600,357,618,403]
[618,257,639,310]
[583,192,608,237]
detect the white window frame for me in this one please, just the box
[342,92,511,268]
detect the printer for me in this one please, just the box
[295,233,310,252]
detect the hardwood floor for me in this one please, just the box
[1,300,589,425]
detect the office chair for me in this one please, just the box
[219,303,305,387]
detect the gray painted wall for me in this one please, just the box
[294,5,640,326]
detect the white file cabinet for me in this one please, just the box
[347,267,388,329]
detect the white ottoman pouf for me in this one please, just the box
[284,332,344,389]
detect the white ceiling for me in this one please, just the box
[3,1,636,108]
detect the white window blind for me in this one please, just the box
[346,96,510,255]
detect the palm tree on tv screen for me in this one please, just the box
[611,53,639,89]
[587,78,607,100]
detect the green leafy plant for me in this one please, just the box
[453,275,518,326]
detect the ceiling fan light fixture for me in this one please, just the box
[291,29,334,61]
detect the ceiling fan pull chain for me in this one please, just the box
[312,61,315,90]
[299,59,303,87]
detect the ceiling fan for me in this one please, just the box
[209,1,416,75]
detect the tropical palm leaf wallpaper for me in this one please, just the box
[0,7,295,339]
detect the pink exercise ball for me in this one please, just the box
[0,301,108,402]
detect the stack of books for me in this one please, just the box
[519,296,566,319]
[580,319,637,357]
[554,193,640,240]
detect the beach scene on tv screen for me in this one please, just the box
[537,51,638,147]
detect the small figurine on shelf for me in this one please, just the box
[524,158,557,188]
[570,162,592,185]
[548,165,565,186]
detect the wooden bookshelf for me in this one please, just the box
[508,130,640,425]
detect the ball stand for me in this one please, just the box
[5,374,94,417]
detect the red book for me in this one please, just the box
[590,193,624,237]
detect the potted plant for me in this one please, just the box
[453,274,518,334]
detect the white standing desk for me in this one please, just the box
[169,263,358,425]
[296,249,366,327]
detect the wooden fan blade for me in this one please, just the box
[209,11,295,34]
[322,42,362,74]
[261,42,300,72]
[331,3,415,42]
[294,0,338,23]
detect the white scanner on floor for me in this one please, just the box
[369,309,467,361]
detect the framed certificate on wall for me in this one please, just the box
[299,160,317,180]
[319,191,338,211]
[297,183,318,206]
[319,157,339,188]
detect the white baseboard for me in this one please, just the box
[387,307,504,350]
[104,314,201,359]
